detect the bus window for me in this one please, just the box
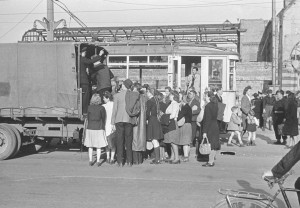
[208,59,222,89]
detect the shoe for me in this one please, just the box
[89,161,94,166]
[251,141,256,146]
[274,141,281,145]
[150,160,161,164]
[126,162,132,167]
[227,143,234,147]
[106,159,110,164]
[116,163,123,167]
[202,162,215,167]
[282,141,287,145]
[170,160,180,164]
[239,144,245,147]
[246,142,251,146]
[96,162,101,167]
[182,157,189,162]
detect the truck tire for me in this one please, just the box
[6,125,22,158]
[0,124,17,160]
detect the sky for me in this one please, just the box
[0,0,285,43]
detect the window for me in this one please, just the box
[229,60,235,90]
[129,56,147,63]
[108,56,126,63]
[149,56,168,63]
[208,59,223,89]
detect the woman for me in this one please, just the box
[175,93,192,162]
[241,86,252,136]
[146,88,164,164]
[103,91,115,164]
[84,94,107,167]
[202,91,220,167]
[132,83,147,165]
[282,93,299,148]
[164,90,180,164]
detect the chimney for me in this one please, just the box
[284,0,293,7]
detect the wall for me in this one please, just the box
[236,62,272,98]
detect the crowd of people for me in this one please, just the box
[82,74,224,167]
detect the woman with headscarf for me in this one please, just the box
[201,91,220,167]
[84,94,107,167]
[146,88,164,164]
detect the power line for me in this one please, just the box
[0,0,44,40]
[0,0,285,16]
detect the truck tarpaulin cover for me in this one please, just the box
[0,43,78,111]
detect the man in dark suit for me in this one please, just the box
[79,47,101,114]
[188,90,201,147]
[90,49,113,102]
[111,79,134,167]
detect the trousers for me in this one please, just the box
[81,84,90,114]
[115,122,133,164]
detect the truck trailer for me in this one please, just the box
[0,42,103,160]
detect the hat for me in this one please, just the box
[81,47,87,53]
[123,79,133,89]
[253,93,258,98]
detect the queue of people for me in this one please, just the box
[83,76,223,167]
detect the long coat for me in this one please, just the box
[146,97,163,141]
[283,98,299,136]
[227,113,242,131]
[202,100,220,150]
[241,95,252,130]
[132,94,147,151]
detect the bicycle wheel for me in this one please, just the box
[213,198,273,208]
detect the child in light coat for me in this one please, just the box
[227,106,244,147]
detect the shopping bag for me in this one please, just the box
[199,136,211,155]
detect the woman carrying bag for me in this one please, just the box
[201,91,220,167]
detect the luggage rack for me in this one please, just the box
[218,189,271,201]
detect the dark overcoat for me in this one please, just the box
[283,98,299,136]
[202,100,220,150]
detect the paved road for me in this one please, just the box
[1,129,300,208]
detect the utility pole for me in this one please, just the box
[272,0,277,91]
[33,0,66,41]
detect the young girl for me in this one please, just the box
[246,110,259,146]
[227,106,244,147]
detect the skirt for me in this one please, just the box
[246,123,256,132]
[173,123,192,145]
[84,129,107,148]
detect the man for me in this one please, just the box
[91,49,113,101]
[111,79,134,167]
[188,90,201,148]
[272,90,287,145]
[262,89,275,131]
[79,47,101,114]
[187,66,201,94]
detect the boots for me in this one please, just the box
[150,147,161,164]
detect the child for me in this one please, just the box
[227,106,244,147]
[246,110,259,146]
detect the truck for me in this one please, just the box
[0,42,104,160]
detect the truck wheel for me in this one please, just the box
[0,124,17,160]
[6,125,22,158]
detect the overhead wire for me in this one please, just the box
[0,0,285,15]
[0,0,43,40]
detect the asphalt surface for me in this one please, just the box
[1,129,300,208]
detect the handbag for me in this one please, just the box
[199,137,211,155]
